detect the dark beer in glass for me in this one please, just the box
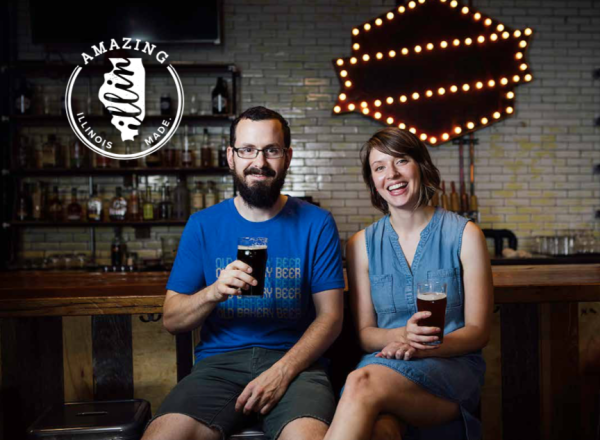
[237,237,268,297]
[416,281,447,344]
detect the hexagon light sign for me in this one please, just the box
[332,0,533,145]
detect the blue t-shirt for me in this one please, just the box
[166,196,345,362]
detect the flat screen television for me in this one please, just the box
[30,1,222,45]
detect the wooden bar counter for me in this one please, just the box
[1,264,599,315]
[1,265,599,440]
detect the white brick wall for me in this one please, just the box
[15,0,600,262]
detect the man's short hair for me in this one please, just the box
[230,106,291,150]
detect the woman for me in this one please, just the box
[324,128,493,440]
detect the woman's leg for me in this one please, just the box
[371,414,406,440]
[324,365,460,440]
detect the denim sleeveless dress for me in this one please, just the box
[356,207,485,440]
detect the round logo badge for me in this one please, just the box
[65,38,184,160]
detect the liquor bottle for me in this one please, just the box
[181,126,193,167]
[14,78,33,115]
[160,93,172,116]
[87,184,103,222]
[42,134,58,168]
[16,182,32,221]
[145,149,161,168]
[218,133,228,168]
[128,178,141,221]
[17,135,31,168]
[47,186,64,222]
[143,186,155,221]
[212,77,229,115]
[109,187,128,221]
[111,228,127,267]
[201,129,212,168]
[189,94,198,115]
[32,182,45,220]
[191,181,205,213]
[66,188,83,221]
[158,185,173,220]
[120,143,136,168]
[60,94,66,116]
[70,137,86,169]
[173,177,190,220]
[205,181,218,208]
[96,131,111,169]
[193,127,203,168]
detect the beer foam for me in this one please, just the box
[417,292,447,301]
[238,245,268,250]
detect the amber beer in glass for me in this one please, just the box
[237,237,268,297]
[416,281,447,344]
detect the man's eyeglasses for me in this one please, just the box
[232,146,287,159]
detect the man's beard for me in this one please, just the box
[232,165,287,209]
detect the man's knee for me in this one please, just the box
[278,417,329,440]
[142,413,222,440]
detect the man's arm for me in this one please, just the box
[163,260,257,334]
[235,288,343,415]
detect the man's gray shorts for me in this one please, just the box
[146,347,336,440]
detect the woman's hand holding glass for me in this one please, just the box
[376,311,441,360]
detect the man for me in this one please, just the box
[143,106,345,440]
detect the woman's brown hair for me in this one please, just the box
[360,127,441,214]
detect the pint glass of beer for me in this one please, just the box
[416,281,447,344]
[237,237,268,297]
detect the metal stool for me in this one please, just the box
[228,424,267,439]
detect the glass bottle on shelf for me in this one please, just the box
[143,185,155,221]
[212,77,229,115]
[16,182,32,221]
[70,137,86,169]
[145,147,161,168]
[173,177,190,220]
[87,184,103,222]
[17,135,32,169]
[191,181,205,213]
[111,228,127,267]
[47,186,64,222]
[205,181,218,208]
[42,134,58,168]
[32,182,46,220]
[66,188,83,222]
[120,143,136,168]
[194,127,203,168]
[129,177,141,221]
[160,93,172,116]
[34,136,43,169]
[109,186,128,221]
[96,131,111,169]
[190,94,198,115]
[14,78,33,115]
[181,126,193,167]
[201,129,212,168]
[158,185,173,220]
[218,133,228,168]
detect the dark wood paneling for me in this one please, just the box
[541,303,581,440]
[500,304,541,440]
[92,315,133,400]
[1,317,64,440]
